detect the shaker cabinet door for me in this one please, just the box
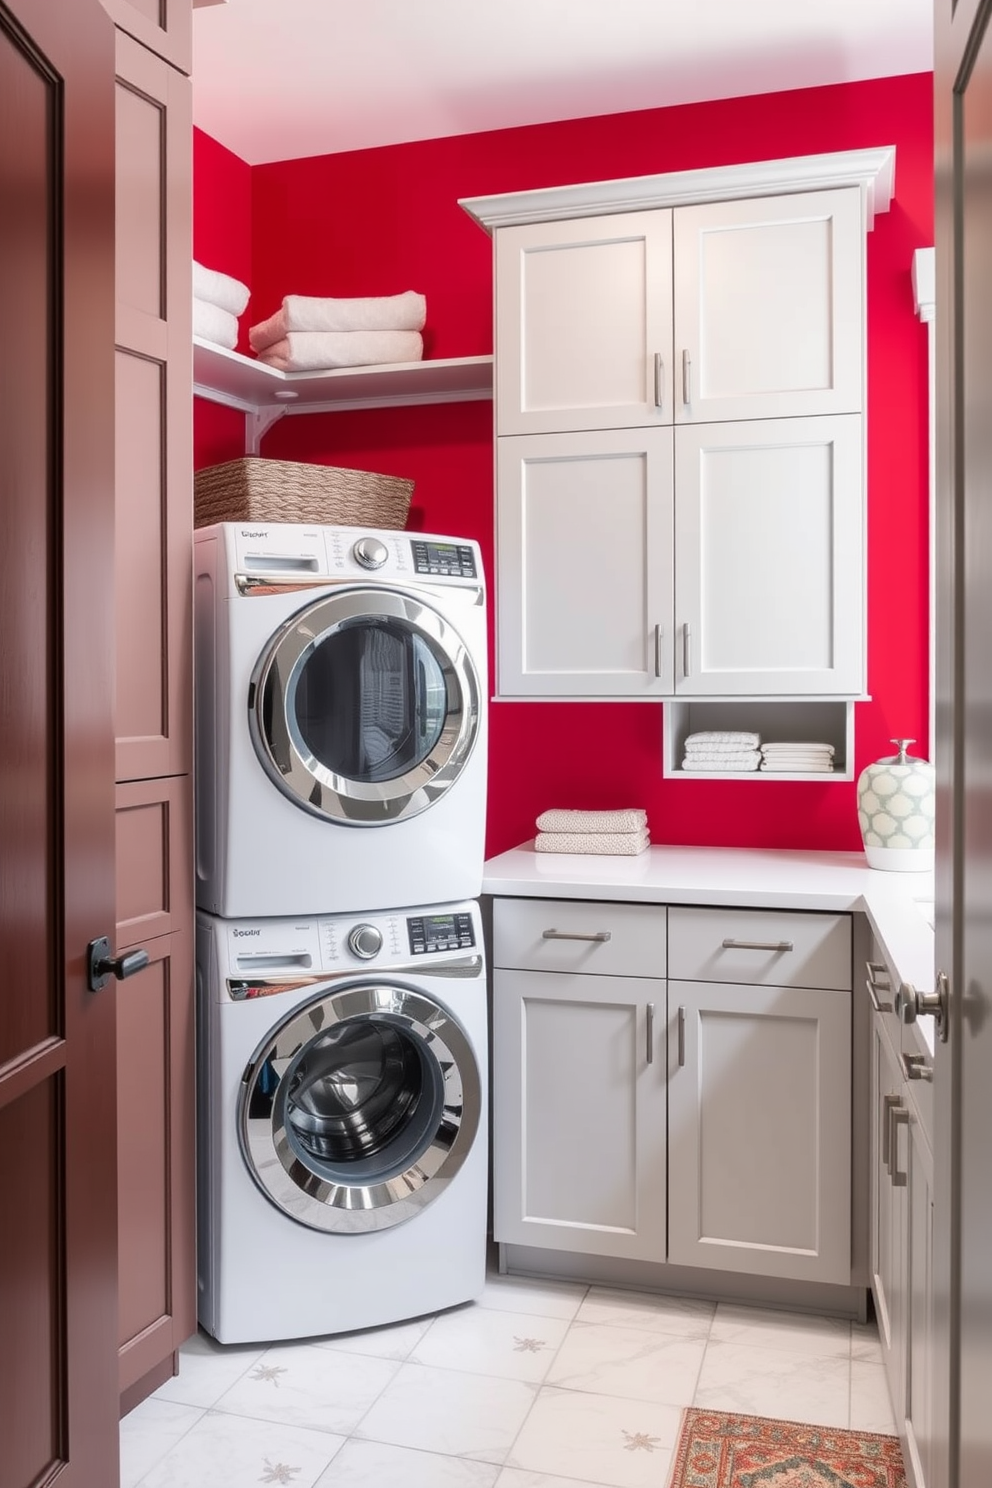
[493,969,667,1262]
[668,979,851,1284]
[673,186,864,424]
[673,415,864,696]
[495,210,674,434]
[496,427,675,696]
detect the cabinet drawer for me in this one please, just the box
[493,898,666,977]
[668,907,851,990]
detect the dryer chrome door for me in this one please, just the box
[248,586,481,824]
[239,981,482,1232]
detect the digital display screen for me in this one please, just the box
[407,912,476,954]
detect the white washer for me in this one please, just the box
[196,900,488,1344]
[194,522,487,917]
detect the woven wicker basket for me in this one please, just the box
[193,457,414,530]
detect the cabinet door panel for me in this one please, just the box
[871,1016,909,1418]
[673,187,863,423]
[905,1118,934,1488]
[674,415,863,696]
[114,31,192,781]
[494,897,666,979]
[493,969,666,1260]
[668,980,850,1283]
[115,775,192,949]
[496,210,673,433]
[497,428,674,696]
[116,928,195,1398]
[99,0,191,74]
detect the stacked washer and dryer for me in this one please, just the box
[194,520,489,1344]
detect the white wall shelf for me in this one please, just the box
[193,338,494,452]
[663,699,856,781]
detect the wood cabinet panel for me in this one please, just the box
[99,0,191,75]
[115,774,192,947]
[114,29,192,783]
[116,927,195,1398]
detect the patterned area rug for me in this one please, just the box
[668,1409,908,1487]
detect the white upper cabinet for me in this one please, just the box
[497,427,675,697]
[496,210,674,433]
[674,414,865,696]
[673,188,864,423]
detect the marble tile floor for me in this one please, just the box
[120,1272,897,1488]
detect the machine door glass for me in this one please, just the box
[239,981,482,1233]
[248,587,481,824]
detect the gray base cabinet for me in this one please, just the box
[492,896,854,1291]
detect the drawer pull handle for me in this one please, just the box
[866,979,893,1015]
[889,1105,910,1187]
[542,929,612,943]
[654,623,663,679]
[901,1051,933,1083]
[721,938,794,952]
[646,1002,655,1065]
[682,348,691,405]
[682,622,691,678]
[866,960,894,1013]
[881,1091,901,1166]
[677,1004,686,1067]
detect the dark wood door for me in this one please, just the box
[0,0,120,1483]
[935,1,992,1485]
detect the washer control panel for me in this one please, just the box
[411,540,477,579]
[407,911,476,956]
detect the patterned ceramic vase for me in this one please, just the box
[857,738,935,871]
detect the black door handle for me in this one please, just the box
[87,936,150,992]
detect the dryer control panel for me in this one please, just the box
[407,911,476,955]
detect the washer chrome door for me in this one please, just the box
[239,981,482,1232]
[249,587,481,824]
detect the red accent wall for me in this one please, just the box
[194,73,934,859]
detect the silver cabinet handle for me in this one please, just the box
[653,352,664,408]
[677,1005,686,1067]
[653,623,662,678]
[881,1092,901,1167]
[866,960,893,1014]
[889,1105,910,1187]
[901,1051,933,1083]
[682,348,691,405]
[646,1002,655,1064]
[682,622,691,677]
[721,938,794,952]
[542,929,612,942]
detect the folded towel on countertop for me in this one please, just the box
[193,297,239,350]
[193,260,250,317]
[684,731,761,752]
[249,291,426,351]
[535,829,650,855]
[535,808,648,835]
[256,330,424,372]
[682,751,761,771]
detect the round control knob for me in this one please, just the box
[348,923,383,960]
[352,536,389,571]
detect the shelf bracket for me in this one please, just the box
[245,406,287,455]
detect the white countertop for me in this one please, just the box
[483,843,936,1043]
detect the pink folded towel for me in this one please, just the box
[249,291,427,351]
[257,330,424,372]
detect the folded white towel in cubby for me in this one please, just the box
[535,808,648,835]
[535,829,650,856]
[193,297,239,350]
[249,291,427,352]
[761,741,835,757]
[682,750,761,771]
[684,731,761,752]
[760,758,836,772]
[256,330,424,372]
[193,260,250,317]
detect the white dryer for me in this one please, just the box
[196,900,488,1344]
[194,522,487,917]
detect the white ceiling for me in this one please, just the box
[192,0,933,167]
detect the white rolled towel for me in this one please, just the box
[256,330,424,372]
[682,751,761,771]
[684,731,761,752]
[536,808,647,834]
[249,291,426,351]
[193,260,250,316]
[535,829,650,856]
[193,297,239,350]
